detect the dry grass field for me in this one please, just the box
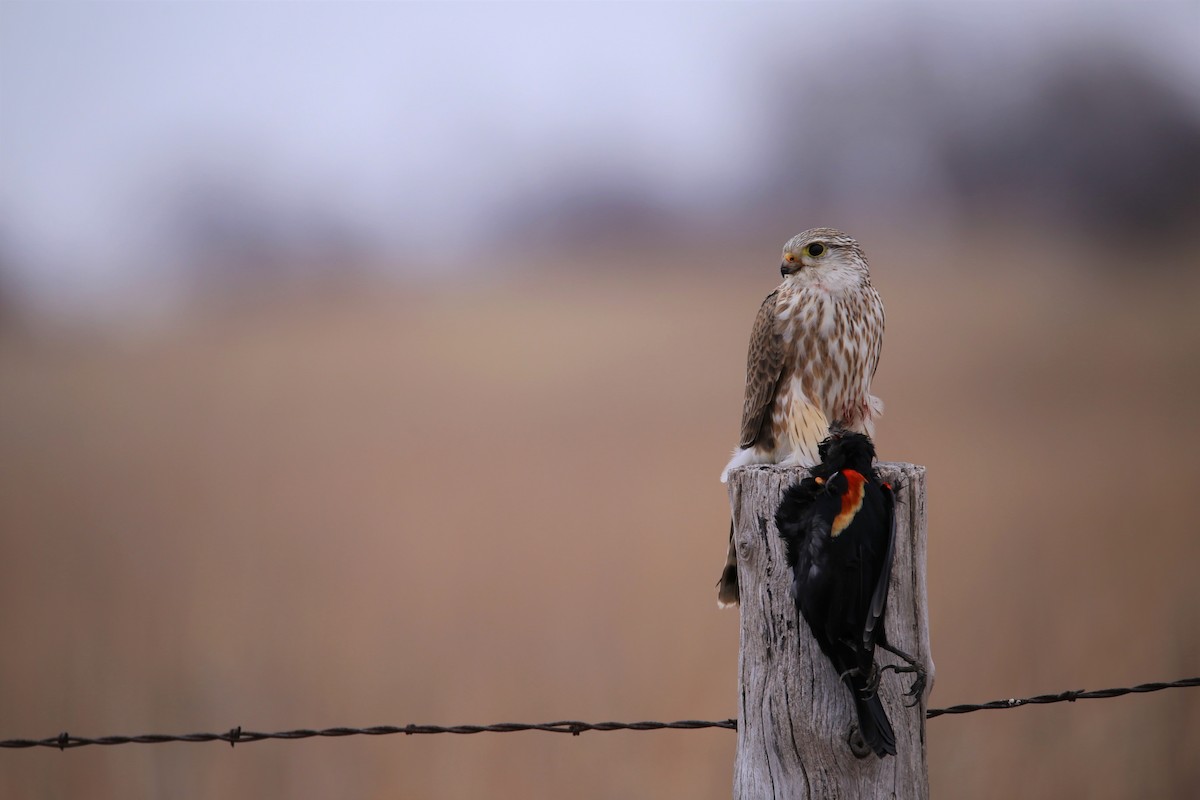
[2,233,1199,798]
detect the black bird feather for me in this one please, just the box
[775,430,902,758]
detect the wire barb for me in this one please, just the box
[2,677,1196,750]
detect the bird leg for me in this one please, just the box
[862,662,883,696]
[837,662,886,699]
[876,641,927,705]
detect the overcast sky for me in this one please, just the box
[2,2,1197,309]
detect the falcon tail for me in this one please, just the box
[716,521,739,608]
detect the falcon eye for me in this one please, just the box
[805,243,825,257]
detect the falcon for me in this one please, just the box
[717,228,885,607]
[775,430,924,758]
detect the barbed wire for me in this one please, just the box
[0,720,737,750]
[3,676,1196,750]
[923,676,1200,718]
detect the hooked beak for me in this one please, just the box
[780,261,800,277]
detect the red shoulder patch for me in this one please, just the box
[831,470,866,537]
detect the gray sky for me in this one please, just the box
[2,2,1197,309]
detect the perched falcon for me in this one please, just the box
[717,228,884,607]
[775,430,922,758]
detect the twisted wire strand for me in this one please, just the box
[0,720,738,750]
[3,677,1196,750]
[923,676,1200,718]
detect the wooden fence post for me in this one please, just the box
[728,463,933,799]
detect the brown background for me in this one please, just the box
[3,230,1199,798]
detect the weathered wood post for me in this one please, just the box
[728,462,933,799]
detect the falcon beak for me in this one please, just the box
[780,261,800,277]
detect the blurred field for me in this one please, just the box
[2,233,1200,798]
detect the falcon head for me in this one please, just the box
[779,227,870,286]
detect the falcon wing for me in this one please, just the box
[863,480,896,651]
[739,290,786,449]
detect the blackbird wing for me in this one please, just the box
[862,480,896,651]
[777,483,844,664]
